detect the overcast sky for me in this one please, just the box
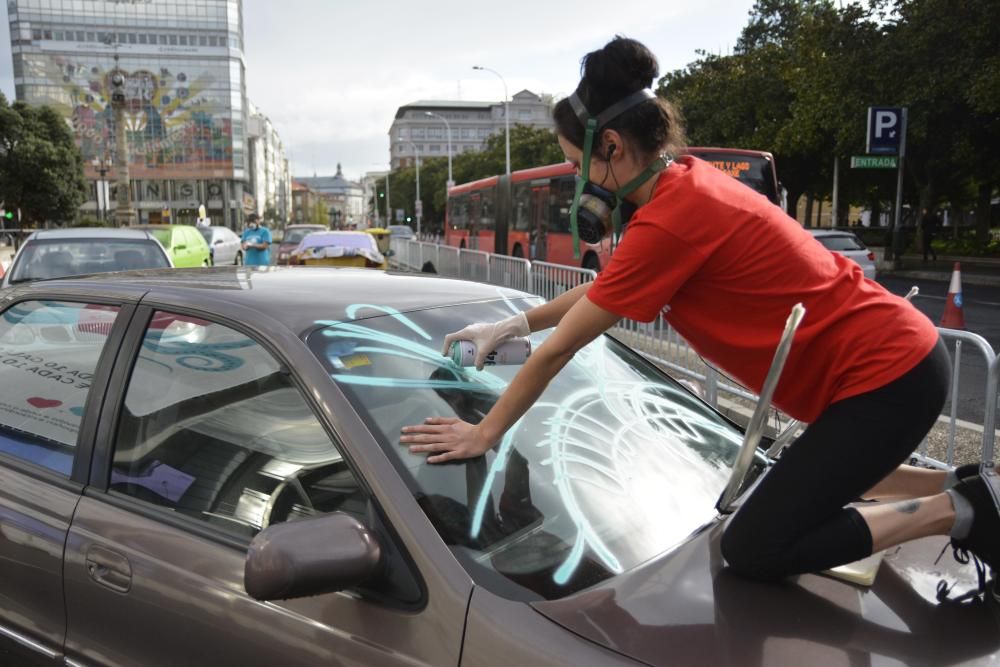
[0,0,757,181]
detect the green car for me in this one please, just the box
[133,224,212,268]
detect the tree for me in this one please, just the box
[309,199,328,227]
[0,94,87,226]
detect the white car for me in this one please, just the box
[199,225,243,266]
[809,229,877,280]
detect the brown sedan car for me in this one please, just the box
[0,268,996,666]
[274,224,327,265]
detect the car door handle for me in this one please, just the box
[85,545,132,594]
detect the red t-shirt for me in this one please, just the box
[587,156,938,423]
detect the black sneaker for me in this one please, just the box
[940,469,1000,603]
[944,462,998,490]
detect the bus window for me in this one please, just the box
[481,188,495,232]
[448,194,468,230]
[549,176,575,234]
[512,183,531,232]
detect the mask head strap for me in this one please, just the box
[568,89,658,258]
[609,153,673,238]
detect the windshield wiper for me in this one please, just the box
[717,303,806,514]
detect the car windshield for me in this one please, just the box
[9,239,170,283]
[198,227,214,242]
[816,234,866,251]
[283,228,323,244]
[307,297,744,601]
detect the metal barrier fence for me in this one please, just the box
[530,261,597,301]
[488,254,532,293]
[390,237,1000,468]
[459,248,490,283]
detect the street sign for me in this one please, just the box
[866,107,903,154]
[395,208,404,223]
[414,199,422,217]
[851,155,898,169]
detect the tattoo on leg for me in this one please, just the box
[895,499,922,514]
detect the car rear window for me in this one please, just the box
[815,234,866,251]
[9,239,171,283]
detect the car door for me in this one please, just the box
[0,297,131,661]
[63,306,467,666]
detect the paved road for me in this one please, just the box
[878,275,1000,425]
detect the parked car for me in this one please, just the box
[274,224,327,265]
[1,228,171,287]
[0,267,994,666]
[387,224,415,240]
[809,229,877,280]
[290,230,387,269]
[198,225,243,266]
[132,224,212,268]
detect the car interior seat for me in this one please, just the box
[37,250,76,279]
[115,249,148,271]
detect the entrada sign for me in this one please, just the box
[851,155,898,169]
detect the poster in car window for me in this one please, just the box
[0,304,116,447]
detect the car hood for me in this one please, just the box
[532,520,1000,666]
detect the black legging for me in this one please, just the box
[721,337,951,580]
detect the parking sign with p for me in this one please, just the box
[867,107,903,154]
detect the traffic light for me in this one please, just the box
[406,216,412,223]
[3,211,11,220]
[379,192,384,199]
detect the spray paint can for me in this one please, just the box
[450,338,532,367]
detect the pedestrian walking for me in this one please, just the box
[240,213,272,266]
[921,207,939,263]
[400,36,998,591]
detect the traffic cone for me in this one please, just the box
[940,262,966,329]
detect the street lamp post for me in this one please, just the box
[402,141,421,236]
[473,65,510,176]
[424,111,454,189]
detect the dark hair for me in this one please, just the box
[553,36,686,160]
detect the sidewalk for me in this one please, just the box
[873,248,1000,286]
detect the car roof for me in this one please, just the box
[29,228,157,240]
[286,224,326,229]
[32,267,530,336]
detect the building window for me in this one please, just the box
[428,145,440,152]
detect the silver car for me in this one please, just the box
[1,228,172,287]
[198,225,243,266]
[809,229,877,280]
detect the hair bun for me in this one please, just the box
[581,36,659,100]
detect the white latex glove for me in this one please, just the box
[441,311,530,371]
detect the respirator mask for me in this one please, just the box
[568,89,673,255]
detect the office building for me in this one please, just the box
[389,90,555,170]
[7,0,266,227]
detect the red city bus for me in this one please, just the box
[444,148,780,271]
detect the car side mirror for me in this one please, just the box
[244,512,382,601]
[385,249,395,257]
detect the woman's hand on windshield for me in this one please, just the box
[400,417,492,463]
